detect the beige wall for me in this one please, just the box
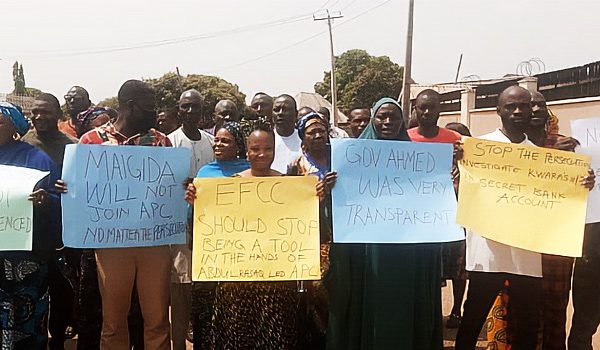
[548,97,600,135]
[467,108,500,137]
[437,109,499,137]
[438,113,459,127]
[436,97,600,138]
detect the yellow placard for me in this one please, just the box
[457,137,591,257]
[192,176,321,281]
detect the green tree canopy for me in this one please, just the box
[314,49,404,112]
[145,73,247,116]
[97,96,119,109]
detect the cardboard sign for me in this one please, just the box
[61,144,191,248]
[192,176,321,282]
[457,137,590,257]
[331,138,464,243]
[0,165,49,251]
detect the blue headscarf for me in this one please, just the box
[296,111,328,141]
[358,97,410,141]
[0,101,29,136]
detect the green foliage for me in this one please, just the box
[97,96,119,109]
[314,49,403,112]
[145,73,247,116]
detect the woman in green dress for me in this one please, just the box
[326,98,443,350]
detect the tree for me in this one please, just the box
[145,73,247,116]
[97,96,119,109]
[314,49,404,112]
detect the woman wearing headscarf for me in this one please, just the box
[0,102,60,349]
[74,106,111,138]
[287,112,336,349]
[185,121,250,349]
[326,98,443,350]
[188,124,307,349]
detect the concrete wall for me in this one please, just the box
[548,97,600,135]
[436,96,600,138]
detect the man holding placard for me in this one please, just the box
[456,86,594,349]
[57,80,176,349]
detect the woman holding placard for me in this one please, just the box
[185,121,250,349]
[0,101,60,349]
[186,124,302,349]
[326,98,443,350]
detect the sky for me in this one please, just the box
[1,0,599,105]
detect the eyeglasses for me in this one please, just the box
[64,95,83,103]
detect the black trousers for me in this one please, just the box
[455,271,542,350]
[568,257,600,350]
[48,255,75,350]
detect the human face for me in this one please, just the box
[415,94,441,128]
[250,95,273,118]
[64,87,89,115]
[156,112,179,135]
[530,95,549,128]
[213,103,239,130]
[349,109,370,137]
[372,104,403,140]
[0,114,17,146]
[497,88,532,133]
[246,130,275,171]
[213,128,238,161]
[129,92,158,132]
[31,100,60,133]
[304,122,328,153]
[272,97,296,130]
[179,94,202,126]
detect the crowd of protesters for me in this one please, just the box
[1,79,599,350]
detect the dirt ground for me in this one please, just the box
[61,280,600,349]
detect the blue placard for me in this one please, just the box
[331,138,464,243]
[61,144,192,248]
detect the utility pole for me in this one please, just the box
[400,0,414,124]
[314,10,343,127]
[454,53,463,83]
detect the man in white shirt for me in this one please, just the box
[167,89,214,350]
[271,94,301,173]
[455,86,543,349]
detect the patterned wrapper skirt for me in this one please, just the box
[0,258,49,350]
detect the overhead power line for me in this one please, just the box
[207,0,392,74]
[8,13,314,58]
